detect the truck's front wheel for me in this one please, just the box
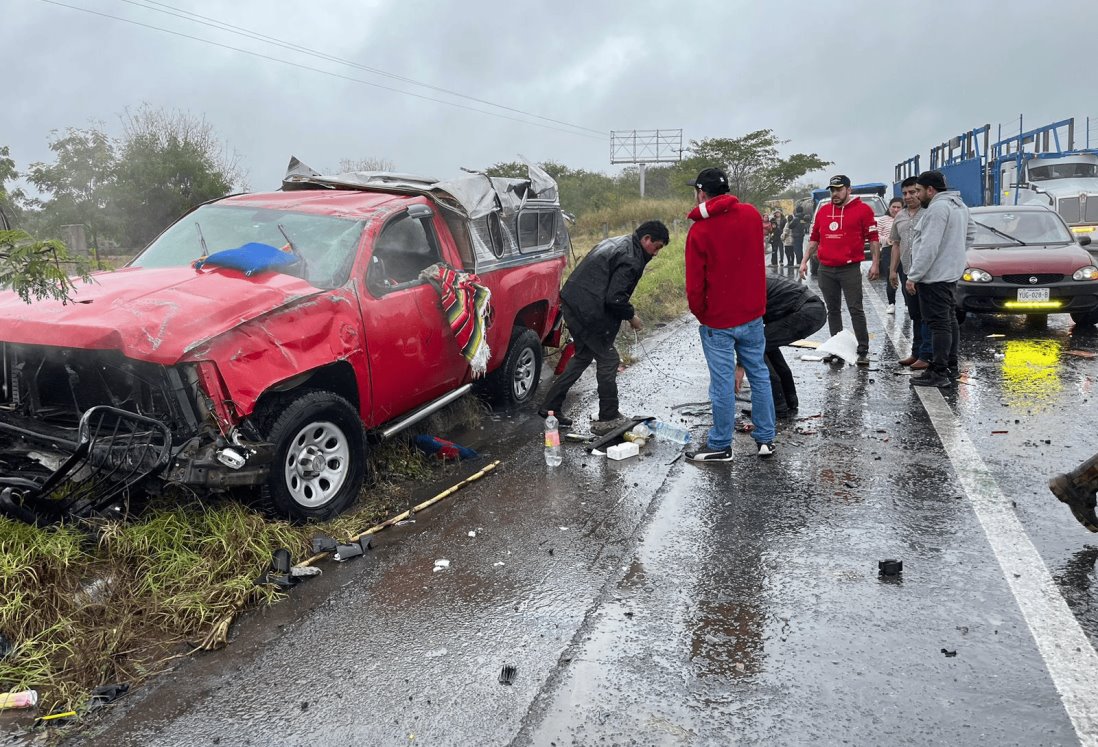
[482,327,543,408]
[261,390,366,522]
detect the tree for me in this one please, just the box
[337,156,396,173]
[26,126,117,248]
[685,130,832,206]
[0,228,91,304]
[109,106,245,248]
[0,146,24,226]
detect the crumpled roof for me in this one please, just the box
[281,155,560,219]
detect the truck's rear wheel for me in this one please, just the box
[482,327,542,408]
[261,390,366,522]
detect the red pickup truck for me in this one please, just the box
[0,160,567,522]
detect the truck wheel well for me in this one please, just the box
[254,361,361,416]
[513,301,549,341]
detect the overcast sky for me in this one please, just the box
[6,0,1098,194]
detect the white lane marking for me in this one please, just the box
[864,284,1098,743]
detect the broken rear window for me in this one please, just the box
[131,205,366,289]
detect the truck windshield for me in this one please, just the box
[131,205,366,289]
[1028,163,1098,180]
[972,211,1074,246]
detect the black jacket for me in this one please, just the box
[789,214,808,241]
[763,275,819,323]
[561,234,651,341]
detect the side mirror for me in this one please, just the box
[1079,234,1092,247]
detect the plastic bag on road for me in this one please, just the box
[816,329,858,365]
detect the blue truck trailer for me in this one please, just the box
[894,117,1098,239]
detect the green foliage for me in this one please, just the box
[26,126,117,245]
[687,130,832,206]
[0,228,92,304]
[110,132,233,248]
[630,235,689,325]
[0,145,23,226]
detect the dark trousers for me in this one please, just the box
[783,244,795,266]
[915,280,960,374]
[898,261,931,359]
[791,236,805,265]
[764,298,827,413]
[542,318,620,421]
[770,239,783,265]
[880,246,897,304]
[817,263,869,355]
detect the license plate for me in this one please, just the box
[1017,288,1050,302]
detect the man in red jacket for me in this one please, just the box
[798,175,880,365]
[685,167,775,462]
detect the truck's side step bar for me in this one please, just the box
[378,384,473,441]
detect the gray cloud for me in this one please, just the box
[5,0,1098,194]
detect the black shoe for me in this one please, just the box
[776,408,792,420]
[947,366,960,379]
[687,445,733,462]
[911,370,952,388]
[856,353,870,367]
[590,414,627,436]
[757,442,776,458]
[538,410,573,428]
[1050,474,1098,532]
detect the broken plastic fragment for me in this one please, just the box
[433,559,451,572]
[334,537,371,562]
[941,648,957,658]
[310,534,339,554]
[493,561,506,567]
[498,664,517,685]
[468,531,476,538]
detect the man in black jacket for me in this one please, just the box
[540,221,669,431]
[739,275,826,417]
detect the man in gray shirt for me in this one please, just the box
[905,170,976,388]
[889,176,929,368]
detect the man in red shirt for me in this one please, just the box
[798,175,880,365]
[685,167,775,461]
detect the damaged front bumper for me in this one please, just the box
[0,343,273,521]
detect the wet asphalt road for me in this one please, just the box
[78,267,1098,746]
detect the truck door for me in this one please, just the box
[356,206,467,424]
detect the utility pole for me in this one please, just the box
[610,129,684,198]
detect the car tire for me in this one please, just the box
[1071,309,1098,326]
[482,327,543,408]
[260,390,366,522]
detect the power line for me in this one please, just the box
[35,0,606,141]
[123,0,606,138]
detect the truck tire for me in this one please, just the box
[1071,308,1098,326]
[482,327,543,408]
[261,390,366,522]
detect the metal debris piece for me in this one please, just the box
[498,664,517,685]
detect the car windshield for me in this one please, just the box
[1028,162,1098,180]
[971,210,1074,246]
[131,204,366,289]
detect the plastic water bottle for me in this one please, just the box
[544,411,563,466]
[651,419,691,445]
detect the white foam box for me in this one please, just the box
[606,441,640,461]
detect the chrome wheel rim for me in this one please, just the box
[283,420,351,508]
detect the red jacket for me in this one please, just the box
[810,197,879,266]
[686,194,766,329]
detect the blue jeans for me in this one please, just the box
[698,319,776,448]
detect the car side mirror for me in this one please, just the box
[406,204,433,220]
[1079,235,1092,247]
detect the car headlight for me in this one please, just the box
[963,268,993,283]
[1073,266,1098,281]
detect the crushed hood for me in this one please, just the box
[0,266,324,364]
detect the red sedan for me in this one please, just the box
[955,205,1098,325]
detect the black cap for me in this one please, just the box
[828,174,851,189]
[689,167,730,195]
[916,170,948,192]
